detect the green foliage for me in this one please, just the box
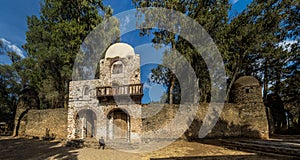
[0,63,20,128]
[23,0,109,108]
[133,0,230,103]
[228,0,299,128]
[133,0,299,128]
[149,50,182,104]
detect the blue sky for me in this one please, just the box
[0,0,40,46]
[0,0,252,103]
[0,0,252,48]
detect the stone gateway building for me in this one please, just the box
[67,43,143,143]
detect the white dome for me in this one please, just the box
[105,43,135,58]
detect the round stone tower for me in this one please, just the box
[231,76,263,104]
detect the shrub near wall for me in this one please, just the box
[24,108,68,139]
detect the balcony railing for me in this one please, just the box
[96,84,143,98]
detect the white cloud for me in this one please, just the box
[0,38,25,58]
[278,40,297,52]
[230,0,239,4]
[119,14,132,33]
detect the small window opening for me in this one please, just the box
[245,88,250,93]
[112,63,123,74]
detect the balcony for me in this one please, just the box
[96,84,143,104]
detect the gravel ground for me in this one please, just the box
[0,136,282,160]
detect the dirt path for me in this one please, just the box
[0,136,281,160]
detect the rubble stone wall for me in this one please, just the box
[16,108,67,139]
[14,102,268,140]
[142,103,269,140]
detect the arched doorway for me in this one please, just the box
[75,109,97,139]
[107,109,130,142]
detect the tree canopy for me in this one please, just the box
[133,0,299,130]
[23,0,111,109]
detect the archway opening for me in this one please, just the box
[75,109,97,139]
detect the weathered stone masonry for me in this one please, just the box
[141,76,269,140]
[142,103,268,140]
[67,43,143,143]
[14,108,68,139]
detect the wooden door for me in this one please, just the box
[113,111,128,139]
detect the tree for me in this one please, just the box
[23,0,110,108]
[150,50,181,104]
[133,0,230,103]
[133,0,298,114]
[223,0,299,131]
[281,1,300,128]
[0,40,4,55]
[222,0,297,102]
[0,62,21,130]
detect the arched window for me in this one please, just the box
[83,86,89,96]
[112,61,123,74]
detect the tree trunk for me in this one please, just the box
[298,105,300,128]
[169,41,176,105]
[194,78,199,103]
[263,59,269,99]
[64,80,70,108]
[274,70,281,95]
[263,59,274,135]
[169,74,175,105]
[225,65,240,102]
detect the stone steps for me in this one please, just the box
[66,139,84,148]
[83,138,99,149]
[221,139,300,159]
[107,140,140,150]
[239,139,300,149]
[66,138,99,149]
[66,138,142,150]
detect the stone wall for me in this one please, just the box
[14,103,268,140]
[14,108,67,139]
[142,103,269,140]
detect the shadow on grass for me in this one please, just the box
[0,137,78,160]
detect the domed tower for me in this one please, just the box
[229,76,268,139]
[97,43,143,104]
[231,76,263,104]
